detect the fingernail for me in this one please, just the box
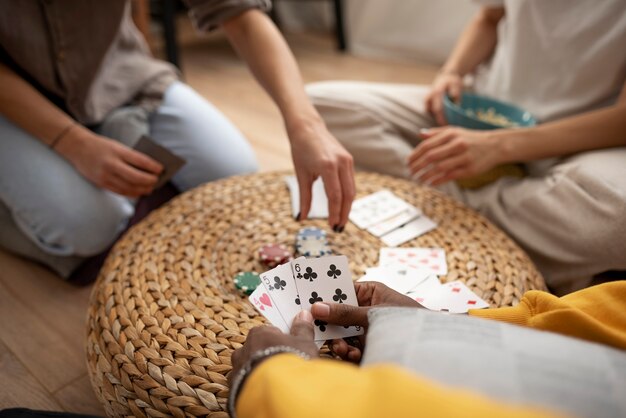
[297,310,313,322]
[312,302,330,318]
[332,342,340,352]
[333,224,339,232]
[295,212,301,221]
[419,128,430,135]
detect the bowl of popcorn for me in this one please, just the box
[443,92,536,130]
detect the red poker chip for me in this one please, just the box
[258,243,293,267]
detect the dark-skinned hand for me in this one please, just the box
[311,282,421,363]
[229,310,320,387]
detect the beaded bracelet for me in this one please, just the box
[227,346,311,417]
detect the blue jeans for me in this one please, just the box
[0,82,258,276]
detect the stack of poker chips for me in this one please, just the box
[295,227,332,257]
[258,243,293,268]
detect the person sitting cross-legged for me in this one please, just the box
[306,1,626,295]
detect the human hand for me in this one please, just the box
[288,120,355,231]
[424,72,464,126]
[311,282,420,363]
[407,127,503,186]
[56,128,163,197]
[230,311,319,386]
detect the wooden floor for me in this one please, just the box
[0,28,436,413]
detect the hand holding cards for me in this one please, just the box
[249,255,363,342]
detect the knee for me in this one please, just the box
[172,138,259,191]
[305,81,331,101]
[306,81,353,105]
[305,81,378,127]
[22,195,133,257]
[196,146,259,179]
[558,163,626,254]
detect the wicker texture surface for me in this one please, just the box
[86,171,545,417]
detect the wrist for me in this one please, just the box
[438,65,463,78]
[489,128,527,164]
[228,347,311,418]
[284,111,325,141]
[53,124,94,163]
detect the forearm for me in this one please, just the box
[495,102,626,163]
[0,64,89,158]
[441,7,503,76]
[221,9,321,133]
[470,281,626,350]
[0,62,91,148]
[237,354,561,418]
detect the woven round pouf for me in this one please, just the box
[86,171,545,417]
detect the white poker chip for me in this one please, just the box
[296,227,327,240]
[295,237,332,257]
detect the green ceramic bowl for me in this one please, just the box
[443,92,536,130]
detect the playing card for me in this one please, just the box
[367,206,422,237]
[349,190,413,229]
[379,247,448,275]
[259,261,302,328]
[380,216,438,247]
[357,263,431,295]
[415,281,489,313]
[284,175,328,219]
[291,255,364,340]
[249,285,290,333]
[405,274,443,303]
[134,135,186,189]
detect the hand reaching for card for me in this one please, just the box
[55,128,163,197]
[288,121,355,230]
[311,282,420,363]
[230,311,319,386]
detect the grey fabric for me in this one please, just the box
[362,307,626,418]
[93,106,151,147]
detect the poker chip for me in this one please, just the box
[295,227,331,257]
[258,243,293,268]
[295,236,332,257]
[296,227,327,240]
[234,271,261,295]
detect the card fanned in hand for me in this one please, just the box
[250,255,364,343]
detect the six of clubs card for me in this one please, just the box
[252,255,363,342]
[291,256,363,340]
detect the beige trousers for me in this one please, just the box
[307,81,626,295]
